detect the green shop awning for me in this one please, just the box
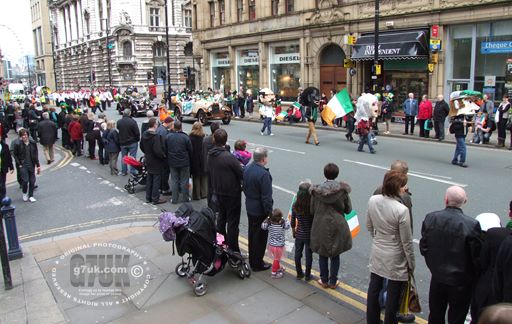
[351,30,429,61]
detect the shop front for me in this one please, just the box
[445,20,512,103]
[351,30,430,105]
[269,43,301,101]
[237,48,260,96]
[211,52,232,92]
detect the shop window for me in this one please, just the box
[219,0,225,25]
[270,44,301,101]
[249,0,256,21]
[237,49,260,96]
[271,0,279,15]
[450,25,472,79]
[211,52,231,92]
[285,0,294,13]
[122,41,132,59]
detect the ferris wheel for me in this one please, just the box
[0,23,28,63]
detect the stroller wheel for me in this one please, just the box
[237,264,247,279]
[228,258,238,269]
[242,262,251,278]
[193,281,207,296]
[175,262,189,278]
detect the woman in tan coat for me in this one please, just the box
[366,170,415,324]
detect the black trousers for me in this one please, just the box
[497,119,507,141]
[20,166,36,197]
[215,194,241,252]
[434,119,445,139]
[0,173,6,201]
[367,272,405,324]
[428,277,472,324]
[238,99,245,118]
[145,173,161,202]
[404,115,415,134]
[248,214,269,268]
[160,167,170,192]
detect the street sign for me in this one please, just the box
[343,59,355,68]
[430,39,441,51]
[431,25,439,38]
[428,64,435,73]
[107,42,115,49]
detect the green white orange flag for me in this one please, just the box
[344,210,360,238]
[321,88,354,126]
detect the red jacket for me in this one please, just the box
[68,120,83,141]
[418,100,433,120]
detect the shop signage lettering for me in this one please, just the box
[239,56,259,65]
[481,41,512,54]
[215,59,231,66]
[363,45,401,56]
[272,54,300,64]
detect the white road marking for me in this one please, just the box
[343,159,468,187]
[272,184,296,196]
[79,166,87,170]
[70,162,80,167]
[228,139,306,155]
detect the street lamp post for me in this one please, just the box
[164,0,172,109]
[373,0,379,92]
[103,18,113,88]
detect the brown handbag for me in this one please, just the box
[408,273,422,313]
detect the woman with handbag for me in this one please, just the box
[366,170,415,324]
[495,95,510,148]
[417,95,433,138]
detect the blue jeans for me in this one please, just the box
[358,134,375,152]
[169,166,190,203]
[261,117,272,134]
[120,142,138,175]
[318,254,340,286]
[452,137,466,164]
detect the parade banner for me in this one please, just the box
[322,88,354,126]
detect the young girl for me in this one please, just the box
[290,182,314,281]
[261,209,290,279]
[233,140,252,166]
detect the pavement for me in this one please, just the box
[0,223,371,324]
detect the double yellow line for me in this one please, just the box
[238,236,427,324]
[53,145,74,170]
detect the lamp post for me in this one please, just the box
[164,0,171,109]
[103,18,112,87]
[373,0,379,92]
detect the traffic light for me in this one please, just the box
[92,71,96,81]
[147,71,153,80]
[183,67,188,79]
[347,35,357,45]
[160,70,166,80]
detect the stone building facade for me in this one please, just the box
[192,0,512,105]
[50,0,193,91]
[31,0,56,90]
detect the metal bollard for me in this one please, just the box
[0,205,12,289]
[1,197,23,260]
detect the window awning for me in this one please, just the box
[351,30,429,61]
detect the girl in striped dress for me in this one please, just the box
[261,209,290,279]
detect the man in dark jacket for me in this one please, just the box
[156,116,173,195]
[493,233,512,304]
[209,128,243,253]
[12,129,41,202]
[202,122,222,206]
[27,105,40,142]
[433,94,450,141]
[243,147,272,270]
[166,120,192,204]
[38,112,57,164]
[449,115,468,167]
[116,109,140,176]
[0,138,14,201]
[420,186,482,324]
[140,118,167,205]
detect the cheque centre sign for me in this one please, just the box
[481,41,512,54]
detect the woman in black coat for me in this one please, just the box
[189,122,207,200]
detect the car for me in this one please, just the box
[174,95,232,125]
[116,87,158,117]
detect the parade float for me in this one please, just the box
[173,91,232,125]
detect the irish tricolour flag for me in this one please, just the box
[344,210,360,238]
[321,88,354,127]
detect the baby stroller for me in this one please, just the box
[163,203,251,296]
[123,156,147,194]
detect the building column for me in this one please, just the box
[229,45,236,91]
[300,36,306,88]
[259,41,268,88]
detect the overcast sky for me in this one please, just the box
[0,0,35,64]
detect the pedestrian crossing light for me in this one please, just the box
[183,67,189,79]
[160,70,166,80]
[347,35,357,45]
[375,64,381,75]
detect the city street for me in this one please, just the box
[9,108,512,317]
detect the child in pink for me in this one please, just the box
[261,209,290,278]
[232,139,252,166]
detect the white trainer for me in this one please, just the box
[23,193,28,202]
[269,133,274,136]
[29,197,37,203]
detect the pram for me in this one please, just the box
[162,203,251,296]
[122,156,147,194]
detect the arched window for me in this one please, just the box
[123,41,132,59]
